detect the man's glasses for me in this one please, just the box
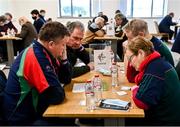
[72,36,82,41]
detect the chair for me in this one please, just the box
[151,21,169,40]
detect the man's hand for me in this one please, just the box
[87,62,94,70]
[61,45,67,60]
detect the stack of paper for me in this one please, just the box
[72,83,86,93]
[99,99,131,110]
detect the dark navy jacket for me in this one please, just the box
[159,15,176,33]
[2,40,72,125]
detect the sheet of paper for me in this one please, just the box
[116,91,127,96]
[0,64,6,70]
[74,62,85,67]
[121,86,131,91]
[103,99,129,106]
[79,100,86,106]
[94,49,111,72]
[120,70,125,74]
[72,83,86,93]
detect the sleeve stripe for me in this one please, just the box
[24,48,49,93]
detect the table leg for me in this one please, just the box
[6,40,14,65]
[111,40,120,62]
[104,118,125,126]
[174,26,178,39]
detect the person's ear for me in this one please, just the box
[48,41,54,49]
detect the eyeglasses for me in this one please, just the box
[127,54,135,63]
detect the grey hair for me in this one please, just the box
[66,21,84,33]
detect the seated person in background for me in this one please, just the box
[4,12,18,34]
[158,12,177,41]
[66,21,94,78]
[123,19,174,83]
[127,36,180,126]
[0,15,8,61]
[115,13,128,36]
[31,9,45,33]
[91,11,104,23]
[114,13,128,60]
[46,18,52,22]
[2,22,73,125]
[39,9,46,23]
[0,15,7,36]
[15,16,38,53]
[82,16,106,47]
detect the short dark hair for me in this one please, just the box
[169,12,174,17]
[0,15,6,22]
[31,9,39,15]
[114,13,125,20]
[39,21,70,42]
[115,10,121,14]
[100,15,108,24]
[66,21,84,33]
[5,12,12,19]
[40,9,46,13]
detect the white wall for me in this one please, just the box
[0,0,12,13]
[1,0,180,33]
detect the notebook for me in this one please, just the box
[99,99,131,110]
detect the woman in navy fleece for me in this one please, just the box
[126,36,180,126]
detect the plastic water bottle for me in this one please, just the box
[85,80,95,111]
[7,28,11,37]
[111,62,118,92]
[110,50,114,63]
[93,74,102,103]
[10,29,15,37]
[106,18,115,36]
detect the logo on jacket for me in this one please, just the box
[46,65,53,72]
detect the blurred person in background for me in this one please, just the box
[158,12,177,42]
[0,15,7,36]
[39,9,46,23]
[0,15,7,62]
[31,9,45,33]
[82,16,107,47]
[114,12,128,60]
[4,12,18,33]
[15,16,38,53]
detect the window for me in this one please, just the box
[59,0,101,17]
[123,0,167,18]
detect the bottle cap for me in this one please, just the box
[86,80,91,83]
[94,74,99,77]
[112,62,116,65]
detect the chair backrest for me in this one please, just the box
[154,21,160,34]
